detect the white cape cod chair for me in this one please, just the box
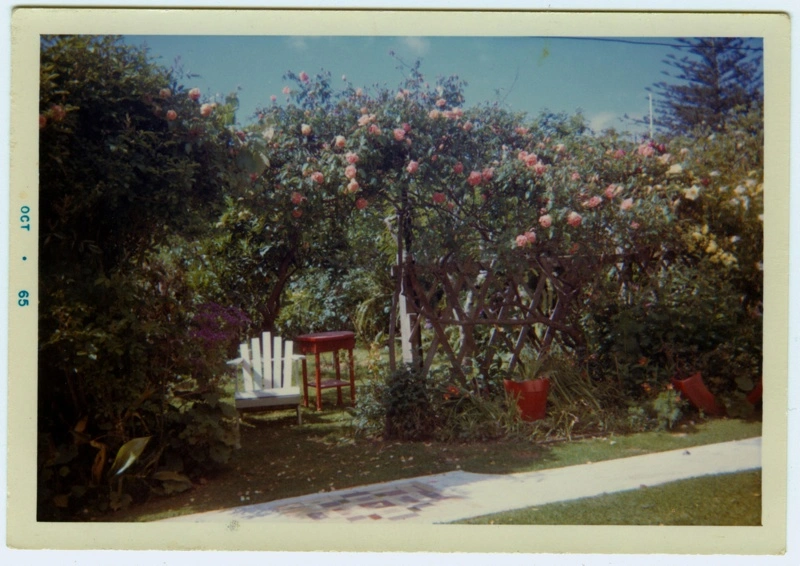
[227,332,305,424]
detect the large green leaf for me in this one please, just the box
[108,436,151,477]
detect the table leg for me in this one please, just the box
[314,352,323,411]
[301,357,310,408]
[334,350,343,406]
[348,347,356,403]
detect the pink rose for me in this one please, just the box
[334,135,346,149]
[539,214,552,228]
[282,86,291,95]
[604,184,617,199]
[356,198,368,210]
[311,171,325,184]
[299,71,309,83]
[428,109,441,120]
[613,149,626,159]
[200,103,213,117]
[452,108,464,118]
[270,95,277,103]
[188,88,201,101]
[432,192,446,204]
[345,165,357,179]
[291,192,305,205]
[571,172,581,181]
[637,143,655,157]
[567,211,582,227]
[620,198,634,211]
[453,162,464,175]
[402,122,412,133]
[582,195,603,209]
[301,123,312,136]
[525,154,539,167]
[533,163,547,175]
[347,180,360,193]
[393,128,406,141]
[462,121,474,132]
[166,110,177,121]
[482,168,495,182]
[159,88,172,99]
[630,221,640,229]
[50,104,66,122]
[345,152,359,164]
[524,231,536,245]
[467,171,482,186]
[435,98,447,107]
[406,161,419,174]
[515,234,529,248]
[368,124,381,135]
[518,151,528,161]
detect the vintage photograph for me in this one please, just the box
[7,7,791,557]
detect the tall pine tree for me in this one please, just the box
[649,38,762,135]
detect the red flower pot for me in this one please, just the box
[671,372,726,416]
[504,378,550,421]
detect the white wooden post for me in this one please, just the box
[272,334,282,389]
[240,342,254,393]
[262,332,273,389]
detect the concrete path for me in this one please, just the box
[163,437,761,524]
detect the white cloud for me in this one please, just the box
[401,37,430,56]
[588,112,621,132]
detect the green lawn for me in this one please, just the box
[456,470,762,525]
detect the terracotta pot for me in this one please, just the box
[504,378,550,421]
[671,372,726,416]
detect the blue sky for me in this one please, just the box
[125,35,761,135]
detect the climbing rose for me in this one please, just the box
[604,184,617,199]
[334,135,346,148]
[539,214,552,228]
[428,109,441,119]
[407,161,419,174]
[282,86,291,95]
[393,128,406,141]
[291,192,305,205]
[631,221,640,229]
[347,180,359,193]
[533,163,547,175]
[166,110,178,121]
[368,124,381,135]
[482,168,495,182]
[355,88,364,97]
[463,121,474,132]
[432,192,446,204]
[301,123,312,136]
[453,162,464,175]
[357,114,372,127]
[515,234,528,248]
[159,88,172,99]
[435,98,447,107]
[345,152,359,164]
[613,149,626,159]
[402,122,412,133]
[311,171,325,185]
[345,165,357,179]
[567,211,582,227]
[582,195,603,208]
[620,198,634,211]
[270,95,277,103]
[467,171,482,186]
[356,198,368,210]
[524,231,536,244]
[188,88,201,101]
[299,71,309,83]
[200,103,213,117]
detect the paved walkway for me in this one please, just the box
[163,437,761,524]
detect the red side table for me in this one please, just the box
[296,331,356,411]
